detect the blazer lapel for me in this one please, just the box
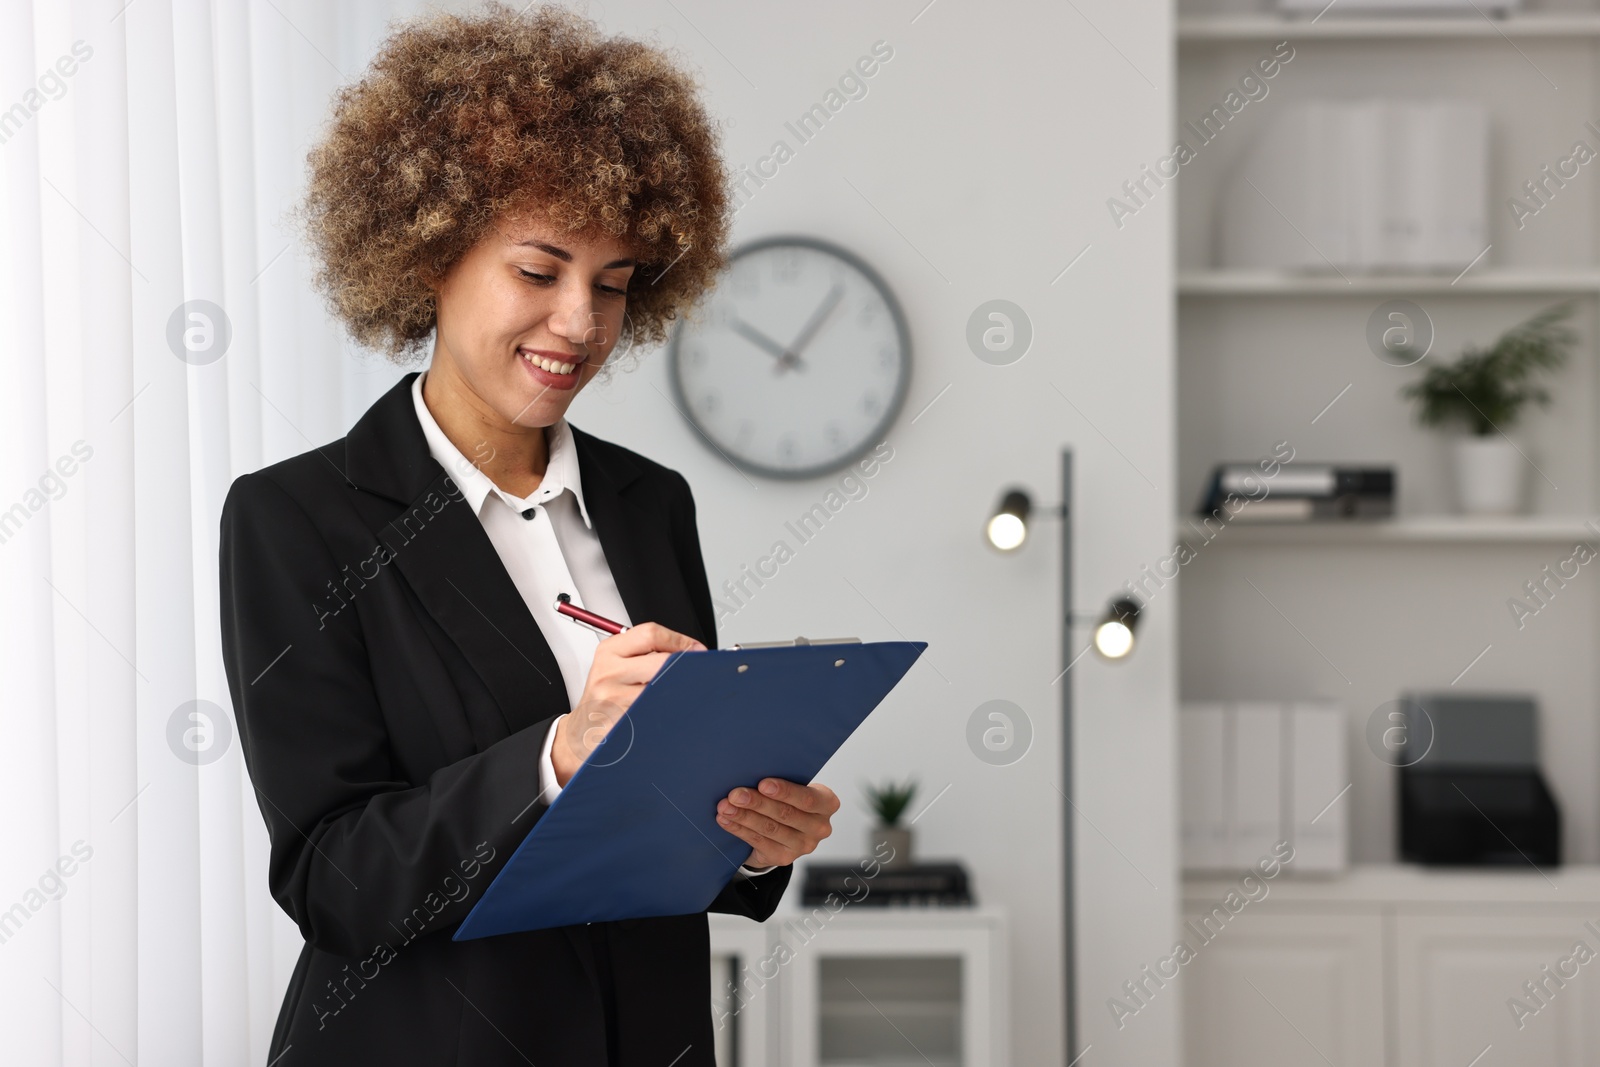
[383,474,566,736]
[344,374,564,740]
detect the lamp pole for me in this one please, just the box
[1060,447,1078,1063]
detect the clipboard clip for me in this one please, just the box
[728,636,862,650]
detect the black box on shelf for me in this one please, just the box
[1396,693,1562,867]
[1400,770,1560,867]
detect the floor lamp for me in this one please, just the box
[985,449,1143,1065]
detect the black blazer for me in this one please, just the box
[219,371,790,1066]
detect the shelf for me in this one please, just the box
[769,904,1005,928]
[1178,12,1600,41]
[821,1001,962,1017]
[1174,514,1600,545]
[1178,269,1600,296]
[1184,863,1600,906]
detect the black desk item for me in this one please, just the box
[1396,693,1561,867]
[800,860,974,907]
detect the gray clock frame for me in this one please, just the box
[666,233,913,481]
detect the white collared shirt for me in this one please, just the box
[412,372,772,877]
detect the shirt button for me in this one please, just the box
[521,507,537,520]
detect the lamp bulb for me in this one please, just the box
[986,512,1027,551]
[1094,619,1134,660]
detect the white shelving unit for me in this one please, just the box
[1174,0,1600,893]
[1170,7,1600,1065]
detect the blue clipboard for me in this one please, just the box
[454,639,926,940]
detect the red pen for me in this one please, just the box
[554,592,629,635]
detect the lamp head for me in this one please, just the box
[1093,597,1142,661]
[986,489,1032,552]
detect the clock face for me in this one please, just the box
[667,236,911,479]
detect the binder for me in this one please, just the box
[1179,703,1229,869]
[1288,702,1348,872]
[454,638,927,940]
[1196,463,1395,522]
[1232,704,1282,861]
[1179,701,1350,873]
[1220,97,1490,272]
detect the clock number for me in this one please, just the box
[777,434,798,460]
[861,393,881,416]
[699,390,720,415]
[858,300,880,326]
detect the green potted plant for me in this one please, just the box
[1399,302,1576,515]
[863,778,918,869]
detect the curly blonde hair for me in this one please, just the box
[298,2,731,363]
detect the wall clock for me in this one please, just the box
[667,234,912,480]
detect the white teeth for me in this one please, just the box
[520,350,577,375]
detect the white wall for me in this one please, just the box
[554,2,1178,1063]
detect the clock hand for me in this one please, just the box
[730,316,805,375]
[730,317,789,359]
[785,284,844,364]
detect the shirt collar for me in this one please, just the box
[411,371,593,529]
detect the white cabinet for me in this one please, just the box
[1183,867,1600,1067]
[709,907,1008,1067]
[1181,911,1385,1067]
[1396,915,1600,1067]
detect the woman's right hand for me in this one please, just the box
[550,622,706,786]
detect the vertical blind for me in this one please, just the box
[0,1,444,1062]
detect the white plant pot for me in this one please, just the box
[1453,435,1525,515]
[869,826,913,869]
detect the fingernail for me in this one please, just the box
[732,789,750,804]
[760,780,780,796]
[717,815,732,825]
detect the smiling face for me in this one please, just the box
[427,209,638,429]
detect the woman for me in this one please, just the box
[218,6,837,1063]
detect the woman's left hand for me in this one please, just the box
[716,778,839,869]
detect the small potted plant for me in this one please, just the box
[1399,302,1575,515]
[863,778,918,869]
